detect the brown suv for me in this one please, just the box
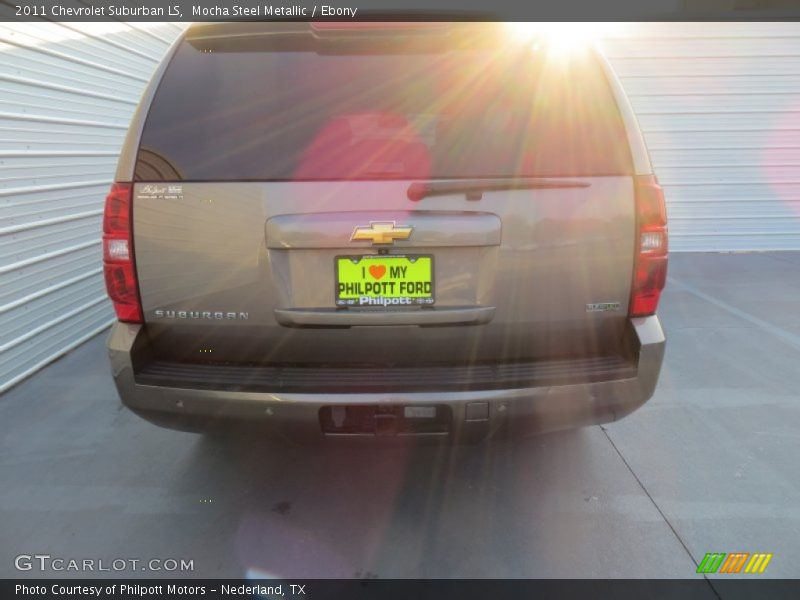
[104,22,667,439]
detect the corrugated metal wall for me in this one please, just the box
[602,22,800,251]
[0,22,798,391]
[0,23,184,392]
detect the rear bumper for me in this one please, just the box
[107,316,665,438]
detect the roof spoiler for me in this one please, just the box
[186,14,495,41]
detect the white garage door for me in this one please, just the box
[0,22,798,391]
[602,22,800,252]
[0,23,184,392]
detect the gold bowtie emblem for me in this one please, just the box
[350,222,413,245]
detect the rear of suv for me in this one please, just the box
[105,22,667,440]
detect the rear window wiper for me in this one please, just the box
[407,178,591,201]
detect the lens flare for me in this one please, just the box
[505,22,622,56]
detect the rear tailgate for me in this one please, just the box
[131,23,636,368]
[134,178,633,364]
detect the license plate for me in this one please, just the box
[404,406,437,419]
[335,255,434,307]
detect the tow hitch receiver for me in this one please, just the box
[319,405,450,436]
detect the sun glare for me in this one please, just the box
[505,22,621,56]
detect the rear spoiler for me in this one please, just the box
[186,16,506,42]
[186,17,494,42]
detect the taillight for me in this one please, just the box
[629,175,668,318]
[102,183,142,323]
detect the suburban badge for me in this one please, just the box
[153,310,249,320]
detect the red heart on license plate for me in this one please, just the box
[369,265,386,280]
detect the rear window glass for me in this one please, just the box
[136,31,632,181]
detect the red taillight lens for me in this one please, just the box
[103,183,131,234]
[104,263,142,322]
[102,183,142,323]
[629,175,668,318]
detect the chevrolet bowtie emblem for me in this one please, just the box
[350,221,413,245]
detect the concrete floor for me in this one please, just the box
[1,252,798,582]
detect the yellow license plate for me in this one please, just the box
[336,255,434,307]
